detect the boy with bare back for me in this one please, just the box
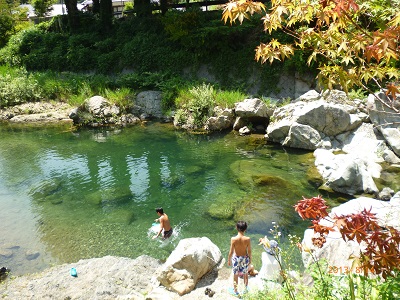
[152,207,173,239]
[228,221,252,296]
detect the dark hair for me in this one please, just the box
[156,207,164,214]
[236,221,248,232]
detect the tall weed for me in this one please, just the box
[101,88,135,111]
[214,89,248,108]
[175,83,216,128]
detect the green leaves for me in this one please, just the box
[222,0,400,108]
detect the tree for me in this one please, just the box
[31,0,56,21]
[64,0,80,31]
[134,0,152,17]
[100,0,113,31]
[222,0,400,111]
[0,0,30,47]
[92,0,100,14]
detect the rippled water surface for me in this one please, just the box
[0,122,339,275]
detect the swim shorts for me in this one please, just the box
[231,255,250,276]
[163,228,173,239]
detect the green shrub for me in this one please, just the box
[0,68,43,107]
[175,83,216,128]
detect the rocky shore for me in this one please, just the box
[0,102,73,123]
[0,245,245,300]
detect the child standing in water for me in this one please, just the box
[152,207,173,240]
[228,221,252,296]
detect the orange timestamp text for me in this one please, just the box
[328,266,375,275]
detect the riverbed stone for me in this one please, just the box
[306,165,324,188]
[25,250,40,261]
[230,159,296,192]
[207,201,235,220]
[29,179,62,201]
[0,249,13,259]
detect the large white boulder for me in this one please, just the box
[234,98,269,118]
[85,95,120,117]
[367,92,400,157]
[157,237,223,296]
[314,149,381,195]
[266,93,365,149]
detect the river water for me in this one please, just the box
[0,122,345,276]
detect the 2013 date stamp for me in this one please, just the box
[328,266,375,275]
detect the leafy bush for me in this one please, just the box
[161,7,205,41]
[0,68,43,107]
[0,11,312,94]
[175,83,216,128]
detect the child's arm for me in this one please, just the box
[152,218,164,239]
[227,238,234,266]
[247,238,252,264]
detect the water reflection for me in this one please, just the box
[0,123,346,276]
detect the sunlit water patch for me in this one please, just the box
[0,122,360,276]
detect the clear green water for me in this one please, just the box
[0,122,341,276]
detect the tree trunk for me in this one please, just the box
[64,0,80,32]
[135,0,152,17]
[100,0,113,31]
[92,0,100,14]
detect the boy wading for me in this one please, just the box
[228,221,252,296]
[152,207,173,240]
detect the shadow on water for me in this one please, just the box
[1,122,389,275]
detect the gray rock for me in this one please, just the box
[232,117,247,131]
[85,96,110,117]
[294,89,321,102]
[367,92,400,156]
[136,91,163,119]
[157,237,223,296]
[239,126,251,135]
[204,115,233,131]
[234,98,269,118]
[378,187,394,201]
[25,251,40,261]
[282,123,322,150]
[314,149,380,195]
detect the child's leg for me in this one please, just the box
[233,273,239,293]
[244,273,249,288]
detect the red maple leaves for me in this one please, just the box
[294,195,329,220]
[294,196,400,279]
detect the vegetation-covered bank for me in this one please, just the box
[0,8,313,109]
